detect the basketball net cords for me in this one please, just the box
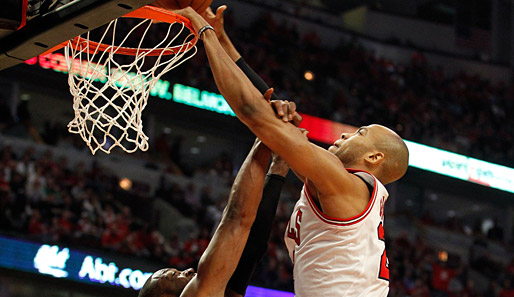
[65,18,197,154]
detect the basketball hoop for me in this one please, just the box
[63,5,198,155]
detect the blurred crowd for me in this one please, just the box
[1,142,514,296]
[0,145,159,255]
[387,233,514,297]
[0,141,295,290]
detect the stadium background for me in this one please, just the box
[0,0,513,296]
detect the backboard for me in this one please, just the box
[0,0,155,71]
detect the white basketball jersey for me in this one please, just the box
[284,169,390,297]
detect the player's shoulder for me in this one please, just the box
[308,173,371,219]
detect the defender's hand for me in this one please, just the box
[270,99,302,126]
[269,153,290,177]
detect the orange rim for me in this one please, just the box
[65,5,198,56]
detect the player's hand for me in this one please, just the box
[151,0,172,10]
[173,7,209,33]
[200,6,227,40]
[269,98,302,127]
[269,131,314,176]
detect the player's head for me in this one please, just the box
[328,124,409,184]
[138,268,196,297]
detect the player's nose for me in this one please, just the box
[183,268,195,277]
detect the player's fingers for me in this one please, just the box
[203,7,215,17]
[288,101,297,113]
[264,88,274,103]
[282,101,294,121]
[283,100,290,122]
[173,7,195,18]
[292,113,303,127]
[216,5,227,17]
[271,101,285,118]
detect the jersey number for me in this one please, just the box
[377,222,389,281]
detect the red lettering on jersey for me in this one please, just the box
[379,196,385,221]
[287,210,303,245]
[377,222,390,281]
[379,249,390,280]
[378,221,385,240]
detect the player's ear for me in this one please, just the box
[365,152,384,166]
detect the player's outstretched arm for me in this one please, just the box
[175,8,359,205]
[226,153,290,297]
[202,5,282,102]
[181,139,271,297]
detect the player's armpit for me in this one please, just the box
[305,174,371,219]
[291,169,306,184]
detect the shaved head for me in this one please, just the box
[329,124,409,185]
[138,277,177,297]
[138,268,195,297]
[368,125,409,184]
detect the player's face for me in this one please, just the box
[328,125,376,166]
[151,267,196,295]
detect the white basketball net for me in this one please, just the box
[65,17,197,155]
